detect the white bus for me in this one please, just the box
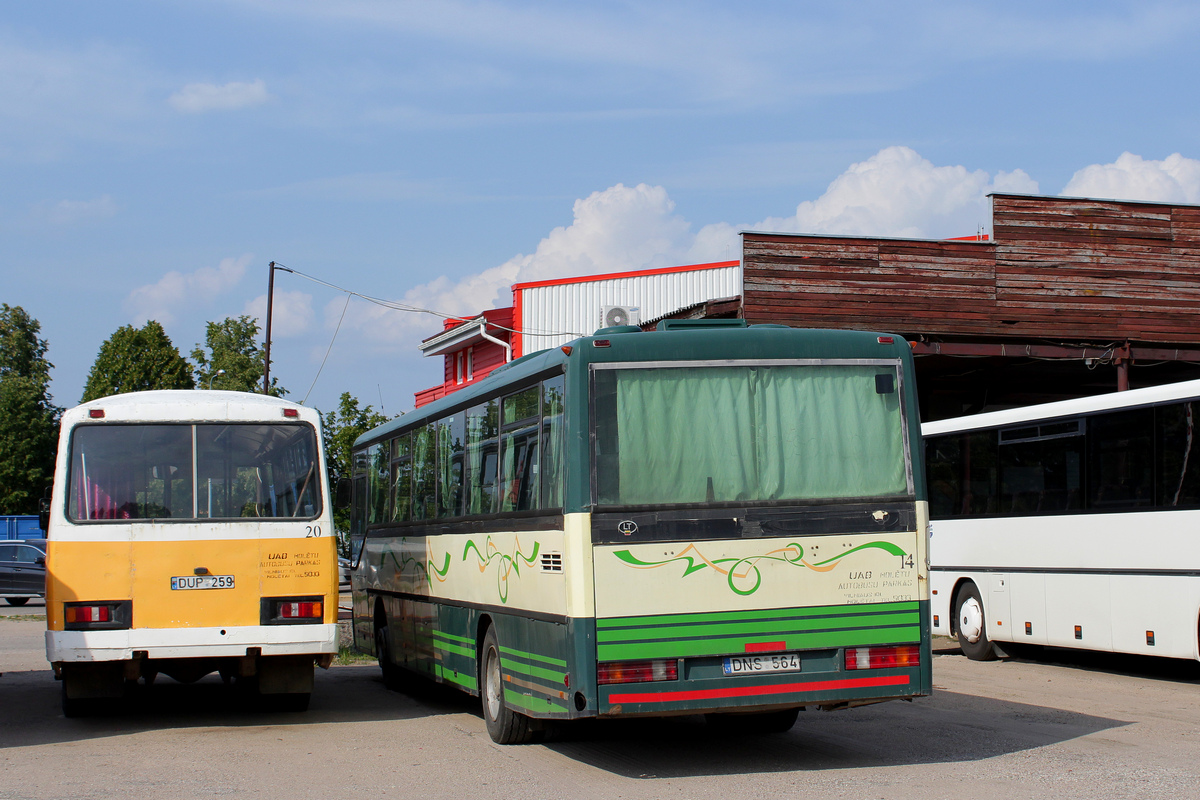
[44,391,340,715]
[923,380,1200,661]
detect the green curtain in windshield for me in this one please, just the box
[599,365,908,505]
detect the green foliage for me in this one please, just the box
[81,321,195,402]
[192,315,286,396]
[0,305,60,514]
[320,392,389,553]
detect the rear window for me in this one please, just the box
[67,423,322,521]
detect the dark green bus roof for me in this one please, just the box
[355,324,915,449]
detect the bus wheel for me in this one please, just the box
[480,626,536,744]
[954,582,997,661]
[375,621,402,690]
[5,597,29,607]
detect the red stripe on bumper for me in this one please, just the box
[607,674,910,705]
[745,641,786,653]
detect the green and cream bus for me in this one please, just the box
[349,320,931,742]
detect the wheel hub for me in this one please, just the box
[959,596,984,643]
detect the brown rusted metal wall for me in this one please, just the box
[742,193,1200,346]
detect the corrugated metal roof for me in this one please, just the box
[518,263,742,354]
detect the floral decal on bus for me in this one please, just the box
[460,535,541,603]
[613,540,908,596]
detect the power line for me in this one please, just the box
[272,261,590,339]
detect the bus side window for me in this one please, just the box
[465,401,499,515]
[1087,409,1153,510]
[1157,401,1200,507]
[438,413,465,519]
[499,387,540,513]
[392,434,412,522]
[412,424,437,521]
[350,475,367,561]
[540,375,566,509]
[367,442,389,525]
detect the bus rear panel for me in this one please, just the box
[45,391,338,714]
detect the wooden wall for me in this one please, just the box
[742,194,1200,345]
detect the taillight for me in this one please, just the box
[597,659,678,685]
[262,596,324,625]
[65,605,110,624]
[280,601,322,619]
[844,645,921,670]
[283,408,299,418]
[63,600,130,630]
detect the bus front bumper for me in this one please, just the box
[46,623,338,664]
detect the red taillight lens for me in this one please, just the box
[283,408,299,418]
[65,605,111,624]
[89,409,105,418]
[597,659,678,685]
[844,645,921,670]
[279,601,322,619]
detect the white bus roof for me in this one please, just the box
[921,378,1200,436]
[63,390,319,426]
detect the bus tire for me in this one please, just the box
[5,597,30,607]
[954,582,997,661]
[375,620,402,690]
[480,626,536,744]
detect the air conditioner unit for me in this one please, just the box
[600,305,641,329]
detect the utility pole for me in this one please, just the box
[263,261,293,395]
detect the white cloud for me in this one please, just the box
[753,146,1037,239]
[243,289,315,338]
[30,195,117,225]
[343,182,701,344]
[168,79,271,113]
[125,255,252,326]
[340,147,1042,347]
[1061,152,1200,204]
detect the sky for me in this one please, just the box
[4,1,1200,419]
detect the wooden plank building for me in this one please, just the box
[741,194,1200,420]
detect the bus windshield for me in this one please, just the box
[593,363,910,506]
[67,423,321,521]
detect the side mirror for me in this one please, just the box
[38,496,51,532]
[35,557,46,567]
[335,476,352,510]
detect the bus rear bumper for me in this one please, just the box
[46,623,338,664]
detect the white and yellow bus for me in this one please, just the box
[44,390,339,715]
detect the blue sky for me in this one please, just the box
[4,1,1200,417]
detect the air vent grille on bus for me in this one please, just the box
[541,552,563,572]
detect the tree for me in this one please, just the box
[321,392,389,554]
[81,321,195,402]
[192,315,286,396]
[0,305,61,514]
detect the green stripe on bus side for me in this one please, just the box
[504,687,567,714]
[435,663,477,691]
[499,644,569,668]
[597,624,921,661]
[595,610,918,644]
[595,600,919,630]
[435,639,475,659]
[432,629,474,646]
[501,657,566,684]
